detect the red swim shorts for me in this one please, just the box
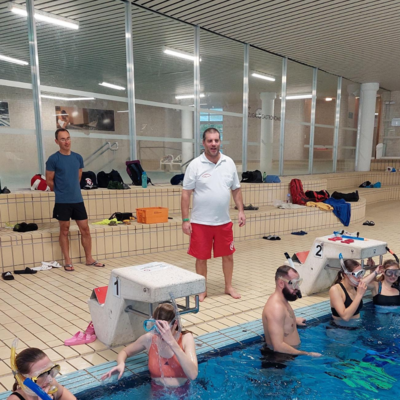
[188,222,235,260]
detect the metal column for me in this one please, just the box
[26,0,45,174]
[332,77,342,172]
[278,57,287,176]
[125,1,137,160]
[355,91,363,170]
[308,67,317,174]
[194,26,201,156]
[242,44,249,172]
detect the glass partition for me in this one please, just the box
[132,6,194,178]
[248,47,282,174]
[313,71,338,174]
[0,2,38,187]
[337,79,359,172]
[199,30,243,170]
[35,0,131,181]
[283,61,313,175]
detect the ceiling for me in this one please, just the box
[132,0,400,91]
[0,0,394,112]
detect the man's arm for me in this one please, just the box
[265,305,318,356]
[232,188,246,227]
[181,189,193,235]
[79,168,82,182]
[46,170,55,191]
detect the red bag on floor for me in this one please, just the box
[290,179,308,205]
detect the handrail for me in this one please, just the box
[84,141,119,167]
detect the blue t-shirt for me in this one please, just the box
[46,151,84,204]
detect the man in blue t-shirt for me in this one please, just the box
[46,128,105,271]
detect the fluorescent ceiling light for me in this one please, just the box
[41,95,94,101]
[251,72,275,82]
[9,2,79,30]
[99,82,125,91]
[0,54,28,65]
[281,94,312,100]
[164,47,200,62]
[325,97,333,101]
[175,94,205,100]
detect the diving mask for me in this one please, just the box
[385,269,400,278]
[27,364,60,385]
[143,318,176,334]
[280,277,303,290]
[339,253,364,283]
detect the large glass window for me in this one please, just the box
[313,71,338,174]
[283,61,313,175]
[35,0,130,181]
[248,48,282,174]
[199,30,243,170]
[132,6,194,179]
[337,79,359,172]
[0,2,39,187]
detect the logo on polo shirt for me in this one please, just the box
[201,173,211,178]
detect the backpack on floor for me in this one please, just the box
[305,190,330,202]
[290,179,309,205]
[109,169,124,183]
[97,171,110,188]
[241,170,263,183]
[126,160,152,186]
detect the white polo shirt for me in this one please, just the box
[183,153,241,226]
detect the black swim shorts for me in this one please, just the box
[53,202,88,221]
[260,345,297,369]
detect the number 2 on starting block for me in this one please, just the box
[314,242,323,258]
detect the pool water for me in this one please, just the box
[78,304,400,400]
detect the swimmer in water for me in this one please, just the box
[330,257,380,324]
[370,259,400,307]
[262,265,321,357]
[101,303,198,388]
[9,342,76,400]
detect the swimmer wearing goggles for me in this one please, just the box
[279,277,303,299]
[143,318,177,334]
[339,253,365,286]
[385,269,400,278]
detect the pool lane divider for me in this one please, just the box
[0,295,373,398]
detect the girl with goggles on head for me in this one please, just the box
[367,259,400,310]
[101,303,198,390]
[329,256,381,324]
[9,342,76,400]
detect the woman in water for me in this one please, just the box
[8,343,76,400]
[329,258,380,324]
[101,303,198,388]
[370,259,400,308]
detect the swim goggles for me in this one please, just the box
[143,318,176,334]
[26,365,60,385]
[339,253,365,279]
[385,269,400,278]
[280,277,303,290]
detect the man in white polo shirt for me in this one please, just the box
[181,128,246,302]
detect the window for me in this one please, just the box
[200,108,224,151]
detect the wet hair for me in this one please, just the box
[333,259,360,285]
[202,127,220,141]
[377,259,400,282]
[12,348,47,391]
[275,265,298,282]
[55,128,69,140]
[152,303,191,335]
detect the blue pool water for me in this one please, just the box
[78,304,400,400]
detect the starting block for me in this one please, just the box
[88,262,205,347]
[287,235,387,296]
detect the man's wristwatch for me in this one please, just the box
[182,218,190,222]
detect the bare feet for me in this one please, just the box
[199,292,207,302]
[225,287,241,299]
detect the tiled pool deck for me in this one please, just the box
[0,200,397,394]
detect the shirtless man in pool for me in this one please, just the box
[262,265,321,357]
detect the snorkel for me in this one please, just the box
[10,339,55,400]
[284,252,302,299]
[339,253,364,286]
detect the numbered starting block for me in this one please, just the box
[88,262,205,347]
[287,234,387,296]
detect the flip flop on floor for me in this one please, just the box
[263,235,276,240]
[14,267,37,274]
[2,271,14,280]
[42,261,62,268]
[86,260,105,267]
[31,264,52,271]
[363,221,375,226]
[64,264,75,272]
